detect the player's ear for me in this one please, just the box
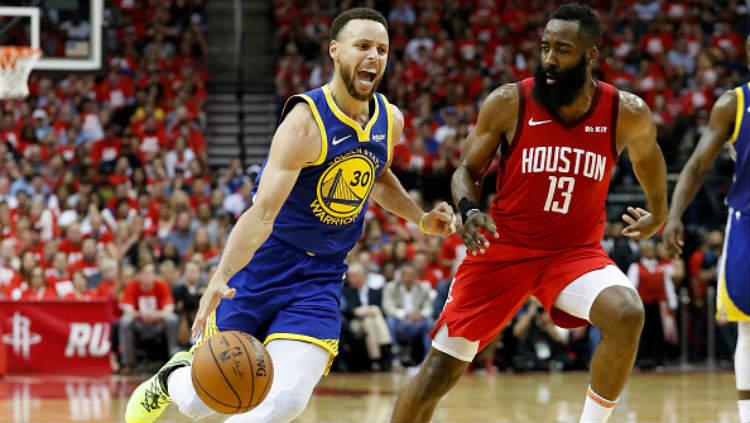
[588,46,598,65]
[329,40,338,61]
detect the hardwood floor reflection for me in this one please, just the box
[0,371,739,422]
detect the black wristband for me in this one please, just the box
[458,197,481,223]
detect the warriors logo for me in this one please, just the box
[311,150,378,225]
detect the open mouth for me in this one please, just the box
[356,69,376,87]
[546,72,557,84]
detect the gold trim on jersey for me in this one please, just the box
[297,94,329,166]
[381,93,394,168]
[322,84,380,142]
[730,85,746,144]
[264,332,338,375]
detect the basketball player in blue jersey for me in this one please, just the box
[664,35,750,423]
[125,8,455,423]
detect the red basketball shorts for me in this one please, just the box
[431,241,616,352]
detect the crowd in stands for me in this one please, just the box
[0,0,746,374]
[0,0,216,373]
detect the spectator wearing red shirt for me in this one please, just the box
[687,230,723,307]
[413,250,444,288]
[45,251,74,297]
[185,227,218,262]
[69,238,100,280]
[0,264,22,299]
[96,258,121,301]
[438,233,467,277]
[91,127,122,172]
[58,223,85,265]
[63,270,97,301]
[19,266,58,301]
[119,263,179,370]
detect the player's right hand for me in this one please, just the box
[191,277,236,342]
[663,217,685,256]
[461,211,499,255]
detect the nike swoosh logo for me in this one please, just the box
[332,135,352,145]
[528,118,553,127]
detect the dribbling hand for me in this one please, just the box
[191,275,237,342]
[461,211,499,255]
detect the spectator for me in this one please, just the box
[158,260,180,287]
[383,264,434,364]
[687,230,723,361]
[96,257,121,301]
[164,210,194,257]
[388,0,416,26]
[688,230,723,308]
[172,260,203,346]
[119,263,179,373]
[342,263,392,371]
[64,270,97,300]
[69,238,101,281]
[19,266,57,300]
[512,299,570,371]
[628,240,677,368]
[222,180,253,218]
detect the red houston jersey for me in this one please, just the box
[490,78,620,250]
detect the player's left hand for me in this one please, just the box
[420,202,456,237]
[621,206,664,240]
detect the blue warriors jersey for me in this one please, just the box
[254,85,393,256]
[716,82,750,321]
[727,82,750,213]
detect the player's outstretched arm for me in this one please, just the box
[664,90,737,254]
[371,104,455,237]
[618,91,668,240]
[191,102,322,340]
[451,84,517,254]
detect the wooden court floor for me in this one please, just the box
[0,371,739,422]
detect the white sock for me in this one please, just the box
[737,323,750,423]
[167,366,214,419]
[738,399,750,423]
[579,385,617,423]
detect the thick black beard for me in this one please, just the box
[338,60,380,101]
[532,55,589,111]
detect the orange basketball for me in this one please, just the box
[191,331,274,414]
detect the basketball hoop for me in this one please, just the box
[0,47,41,99]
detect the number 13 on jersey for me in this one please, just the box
[544,175,575,214]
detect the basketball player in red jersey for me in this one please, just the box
[392,5,668,423]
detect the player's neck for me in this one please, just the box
[327,79,369,120]
[554,78,598,122]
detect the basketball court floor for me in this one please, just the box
[0,371,739,422]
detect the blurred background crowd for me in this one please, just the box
[0,0,747,374]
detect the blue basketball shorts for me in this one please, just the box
[717,208,750,321]
[196,236,347,373]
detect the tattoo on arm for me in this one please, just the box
[223,268,233,280]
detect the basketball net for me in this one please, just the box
[0,47,41,99]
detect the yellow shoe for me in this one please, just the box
[124,351,193,423]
